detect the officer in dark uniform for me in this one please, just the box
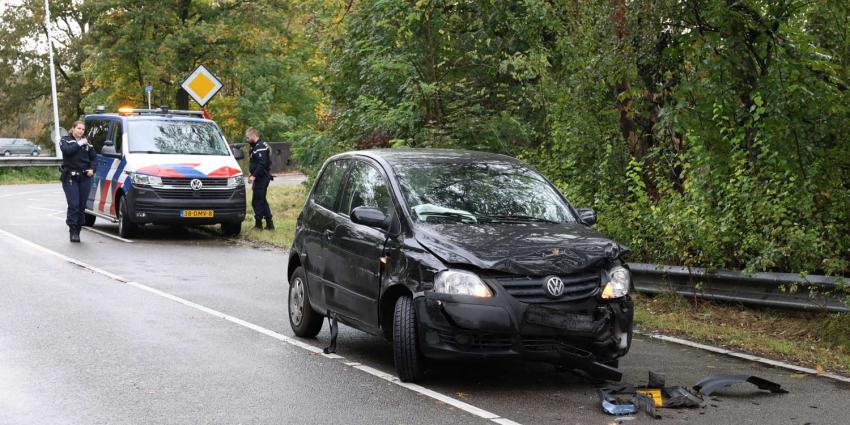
[60,120,97,242]
[246,127,274,230]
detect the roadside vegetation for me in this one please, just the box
[239,184,306,249]
[0,167,57,185]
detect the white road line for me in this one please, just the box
[28,206,62,213]
[637,332,850,383]
[0,189,54,199]
[0,228,522,425]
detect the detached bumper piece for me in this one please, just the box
[598,371,788,419]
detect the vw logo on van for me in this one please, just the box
[190,179,203,190]
[544,276,565,297]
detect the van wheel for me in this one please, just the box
[117,199,137,238]
[393,295,424,382]
[83,213,96,227]
[288,267,323,338]
[221,221,241,237]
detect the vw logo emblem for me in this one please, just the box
[544,276,565,297]
[190,179,203,190]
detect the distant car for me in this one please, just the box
[0,138,41,156]
[287,149,634,382]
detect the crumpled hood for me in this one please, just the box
[414,222,628,275]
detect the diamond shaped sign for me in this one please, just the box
[180,65,222,107]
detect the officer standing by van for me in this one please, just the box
[60,120,97,243]
[246,127,274,230]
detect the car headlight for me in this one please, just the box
[131,173,162,187]
[434,270,492,298]
[227,175,244,188]
[601,265,630,299]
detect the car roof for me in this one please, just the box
[331,148,522,167]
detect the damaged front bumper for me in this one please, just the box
[415,288,634,377]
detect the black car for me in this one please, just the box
[287,149,633,382]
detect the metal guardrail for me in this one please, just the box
[0,157,62,167]
[630,263,849,313]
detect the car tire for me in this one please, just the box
[31,150,38,156]
[83,212,96,227]
[221,221,242,237]
[288,267,323,338]
[393,295,424,382]
[3,151,10,156]
[117,198,137,238]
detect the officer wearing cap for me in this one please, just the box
[60,120,97,242]
[246,127,274,230]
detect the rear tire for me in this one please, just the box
[83,212,96,227]
[393,295,424,382]
[31,150,38,156]
[288,267,323,338]
[117,198,137,238]
[221,221,242,236]
[3,151,10,156]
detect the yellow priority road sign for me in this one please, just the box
[181,65,222,107]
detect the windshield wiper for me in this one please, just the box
[130,150,167,154]
[480,214,560,224]
[416,212,478,223]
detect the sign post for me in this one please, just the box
[44,0,62,158]
[180,65,223,112]
[145,84,153,109]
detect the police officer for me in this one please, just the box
[60,120,97,242]
[246,127,274,230]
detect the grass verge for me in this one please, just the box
[236,184,850,376]
[238,184,306,249]
[0,167,58,185]
[634,293,850,375]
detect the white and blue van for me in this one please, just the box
[82,108,246,237]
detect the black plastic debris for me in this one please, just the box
[598,372,788,419]
[323,313,339,354]
[693,374,789,396]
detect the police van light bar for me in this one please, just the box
[116,107,205,117]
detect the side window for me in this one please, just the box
[340,161,393,217]
[85,120,110,152]
[312,160,349,210]
[110,121,122,152]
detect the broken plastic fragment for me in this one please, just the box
[693,374,789,396]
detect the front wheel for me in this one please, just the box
[393,295,424,382]
[31,150,39,156]
[3,151,10,156]
[117,198,137,238]
[288,267,323,338]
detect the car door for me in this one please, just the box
[324,159,395,329]
[84,118,113,215]
[301,159,350,311]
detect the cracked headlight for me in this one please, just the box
[227,175,244,188]
[434,270,492,298]
[601,265,630,299]
[131,173,162,187]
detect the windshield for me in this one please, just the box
[128,120,229,155]
[394,160,576,224]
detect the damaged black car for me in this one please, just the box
[286,149,633,382]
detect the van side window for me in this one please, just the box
[312,160,349,210]
[85,120,110,152]
[111,121,122,152]
[340,161,393,217]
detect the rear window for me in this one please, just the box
[127,120,229,155]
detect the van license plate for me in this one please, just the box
[181,210,214,218]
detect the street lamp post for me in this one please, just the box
[44,0,62,159]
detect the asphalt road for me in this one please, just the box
[1,182,848,424]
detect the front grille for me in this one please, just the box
[437,331,513,350]
[492,271,601,303]
[153,188,235,199]
[160,177,229,188]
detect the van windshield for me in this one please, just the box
[394,160,577,225]
[127,120,229,155]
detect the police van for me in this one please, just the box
[82,107,246,238]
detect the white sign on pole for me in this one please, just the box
[180,65,222,107]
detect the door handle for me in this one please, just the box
[324,229,335,240]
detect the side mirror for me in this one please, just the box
[104,140,114,146]
[576,208,596,226]
[351,206,389,230]
[230,145,245,160]
[101,145,119,157]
